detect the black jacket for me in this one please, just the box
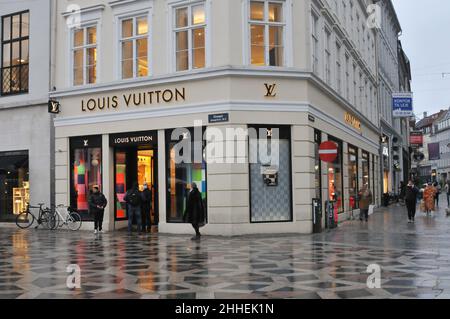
[88,192,108,214]
[405,186,419,204]
[184,188,205,224]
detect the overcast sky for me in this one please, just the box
[392,0,450,120]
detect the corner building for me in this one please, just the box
[51,0,381,235]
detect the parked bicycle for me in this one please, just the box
[16,203,56,230]
[50,204,82,231]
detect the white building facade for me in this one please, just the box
[0,0,53,223]
[48,0,385,235]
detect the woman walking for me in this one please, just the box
[423,182,436,216]
[184,183,205,241]
[358,184,373,222]
[405,180,419,223]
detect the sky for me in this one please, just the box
[392,0,450,120]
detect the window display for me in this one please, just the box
[348,145,358,209]
[70,136,102,221]
[362,150,370,191]
[166,128,207,223]
[249,126,292,223]
[327,138,343,213]
[0,151,29,222]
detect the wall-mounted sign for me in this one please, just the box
[410,131,423,148]
[81,88,186,112]
[319,141,338,163]
[208,113,229,123]
[344,112,361,131]
[264,83,277,97]
[308,115,315,122]
[70,135,102,149]
[48,100,61,114]
[393,92,413,117]
[109,131,158,147]
[382,146,389,157]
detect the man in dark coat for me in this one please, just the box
[88,185,108,234]
[124,182,143,235]
[184,183,205,241]
[141,182,152,233]
[405,180,419,223]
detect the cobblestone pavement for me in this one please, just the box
[2,199,450,299]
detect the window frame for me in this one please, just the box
[70,23,99,86]
[1,10,30,96]
[247,0,287,67]
[118,13,151,79]
[311,9,320,74]
[171,1,208,72]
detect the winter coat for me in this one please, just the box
[88,192,108,214]
[423,186,436,211]
[358,189,372,210]
[184,188,205,224]
[405,186,419,204]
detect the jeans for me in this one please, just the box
[128,205,142,233]
[406,202,416,220]
[359,209,369,221]
[447,193,450,207]
[94,210,104,231]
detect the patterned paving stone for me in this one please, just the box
[1,202,450,298]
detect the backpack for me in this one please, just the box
[128,189,141,207]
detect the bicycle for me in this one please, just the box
[51,204,82,231]
[16,203,56,230]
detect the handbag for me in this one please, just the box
[368,205,375,216]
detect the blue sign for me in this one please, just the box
[392,92,413,117]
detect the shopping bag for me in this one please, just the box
[419,200,426,212]
[368,205,375,216]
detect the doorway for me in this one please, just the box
[114,147,158,228]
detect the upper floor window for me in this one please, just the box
[120,15,149,79]
[249,0,284,67]
[174,3,206,72]
[1,11,29,95]
[72,25,97,86]
[311,11,319,74]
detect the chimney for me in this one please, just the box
[423,112,428,119]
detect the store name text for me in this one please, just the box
[344,112,362,131]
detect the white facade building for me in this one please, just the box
[0,0,52,223]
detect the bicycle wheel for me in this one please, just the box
[67,212,82,231]
[45,210,58,230]
[16,212,35,229]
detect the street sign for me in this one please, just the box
[410,131,423,148]
[319,141,338,163]
[392,92,413,117]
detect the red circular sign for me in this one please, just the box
[319,141,338,163]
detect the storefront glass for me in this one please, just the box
[166,128,207,223]
[348,145,358,209]
[314,130,322,200]
[249,125,292,222]
[362,151,370,189]
[0,151,29,222]
[327,137,343,213]
[70,136,102,221]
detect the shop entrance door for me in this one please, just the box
[114,147,158,229]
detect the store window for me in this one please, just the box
[70,136,102,221]
[173,3,206,71]
[249,125,292,222]
[120,15,149,79]
[166,128,207,223]
[348,145,358,208]
[72,25,97,86]
[362,150,370,189]
[327,137,343,213]
[249,0,285,66]
[0,151,29,222]
[1,11,29,95]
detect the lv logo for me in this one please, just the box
[264,83,277,97]
[83,140,89,147]
[48,100,61,114]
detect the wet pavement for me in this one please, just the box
[2,199,450,299]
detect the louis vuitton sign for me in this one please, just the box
[81,88,186,112]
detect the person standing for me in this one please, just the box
[141,182,152,233]
[358,184,373,222]
[434,181,441,207]
[445,180,450,207]
[423,182,436,216]
[88,185,108,234]
[124,182,143,235]
[405,180,419,223]
[183,183,205,240]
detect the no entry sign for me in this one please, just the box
[319,141,338,163]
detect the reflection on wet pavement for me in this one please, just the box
[1,202,450,299]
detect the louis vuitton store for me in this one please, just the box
[51,73,381,236]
